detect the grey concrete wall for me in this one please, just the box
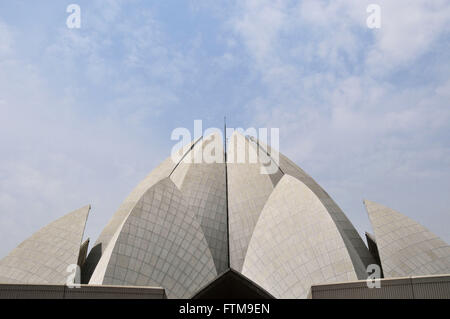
[82,139,199,282]
[171,132,228,273]
[0,284,165,299]
[227,132,278,272]
[257,139,375,278]
[0,205,90,285]
[90,177,217,299]
[364,200,450,278]
[311,274,450,299]
[242,175,359,298]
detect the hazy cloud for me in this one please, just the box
[0,1,449,258]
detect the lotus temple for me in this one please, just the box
[0,131,449,299]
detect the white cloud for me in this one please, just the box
[223,0,450,242]
[0,5,193,257]
[0,21,13,57]
[366,0,450,71]
[0,1,449,259]
[231,0,287,64]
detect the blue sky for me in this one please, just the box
[0,0,449,258]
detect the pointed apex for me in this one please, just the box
[70,204,91,223]
[363,199,388,215]
[363,199,375,206]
